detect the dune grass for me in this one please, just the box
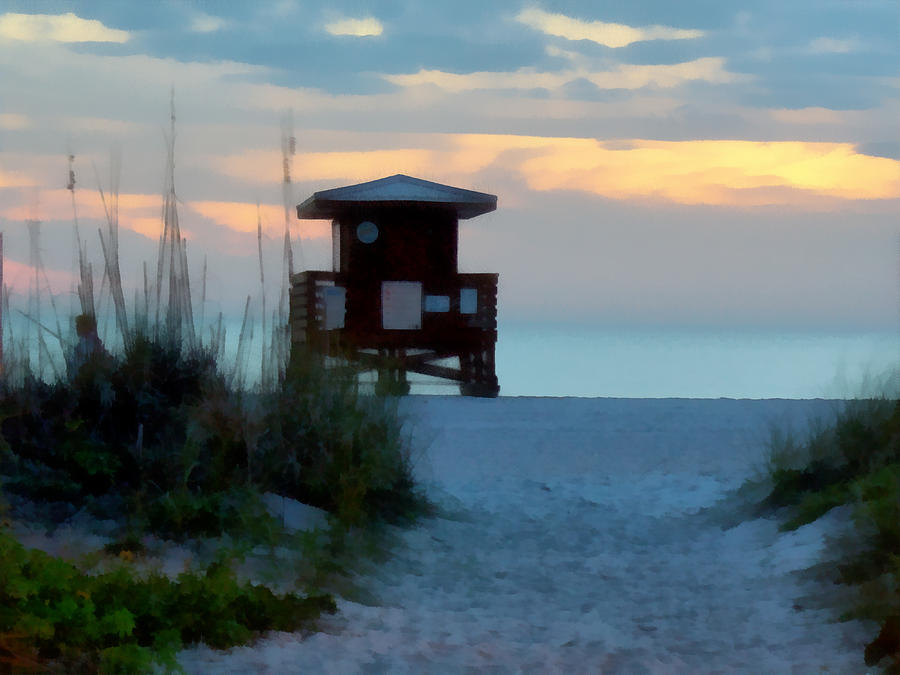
[754,369,900,670]
[0,295,430,672]
[0,105,429,671]
[0,326,428,672]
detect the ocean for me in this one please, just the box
[494,323,898,399]
[6,310,897,399]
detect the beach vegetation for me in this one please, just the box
[755,371,900,670]
[0,103,427,671]
[0,521,335,673]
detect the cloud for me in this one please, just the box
[202,133,900,208]
[0,190,320,257]
[267,1,300,18]
[769,107,845,125]
[1,258,75,295]
[857,141,900,161]
[190,13,227,34]
[545,45,581,63]
[0,12,129,43]
[324,16,383,37]
[507,137,900,205]
[808,37,859,54]
[384,58,739,93]
[0,189,162,239]
[0,39,269,133]
[212,148,436,185]
[188,200,329,239]
[0,113,30,129]
[516,8,703,48]
[0,168,36,188]
[61,116,145,135]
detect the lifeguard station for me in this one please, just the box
[290,174,499,397]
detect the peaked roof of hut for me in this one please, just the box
[296,174,497,220]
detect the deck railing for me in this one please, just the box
[290,271,498,350]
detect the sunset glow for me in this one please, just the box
[210,135,900,207]
[1,190,162,239]
[189,201,330,239]
[0,3,895,336]
[515,138,900,204]
[2,258,76,294]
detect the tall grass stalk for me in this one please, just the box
[67,153,96,324]
[257,203,269,390]
[276,109,297,386]
[199,255,207,355]
[152,91,195,352]
[0,95,428,670]
[232,295,253,390]
[95,150,130,351]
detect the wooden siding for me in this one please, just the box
[290,270,497,352]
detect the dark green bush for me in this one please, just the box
[0,336,259,540]
[0,337,426,532]
[0,335,223,502]
[761,396,899,516]
[763,461,849,514]
[0,332,424,670]
[781,480,850,531]
[256,351,426,526]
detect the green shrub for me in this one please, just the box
[0,119,428,669]
[139,487,281,543]
[0,525,335,672]
[755,378,900,670]
[0,328,424,667]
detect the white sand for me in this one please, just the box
[171,396,874,674]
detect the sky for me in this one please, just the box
[0,1,898,347]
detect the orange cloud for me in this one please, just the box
[0,168,37,188]
[1,189,158,220]
[127,217,167,240]
[1,258,76,295]
[188,201,330,239]
[0,189,166,238]
[0,190,328,245]
[512,138,900,204]
[190,133,900,211]
[0,113,30,130]
[295,149,435,183]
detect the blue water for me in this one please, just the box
[494,323,898,399]
[195,321,898,398]
[7,309,897,398]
